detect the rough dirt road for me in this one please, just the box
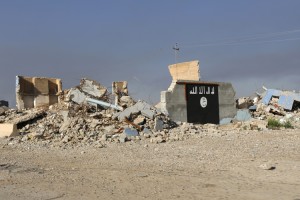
[0,129,299,200]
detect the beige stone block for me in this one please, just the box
[0,124,19,137]
[168,60,200,81]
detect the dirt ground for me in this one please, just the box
[0,129,299,200]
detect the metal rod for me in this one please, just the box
[86,97,123,111]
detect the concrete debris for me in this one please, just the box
[262,89,300,111]
[66,78,109,105]
[119,96,135,107]
[11,110,46,126]
[114,101,155,121]
[0,123,19,138]
[236,97,254,109]
[227,86,300,129]
[123,128,139,137]
[4,74,300,148]
[0,77,179,146]
[66,88,86,104]
[80,78,107,99]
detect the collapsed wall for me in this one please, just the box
[16,76,62,110]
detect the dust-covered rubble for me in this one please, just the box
[2,82,300,148]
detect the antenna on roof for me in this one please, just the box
[172,43,179,63]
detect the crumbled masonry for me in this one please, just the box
[2,66,300,146]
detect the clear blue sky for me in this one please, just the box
[1,0,300,106]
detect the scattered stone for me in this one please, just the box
[119,134,127,143]
[123,128,139,137]
[259,163,276,170]
[133,116,146,125]
[62,135,70,143]
[66,88,86,104]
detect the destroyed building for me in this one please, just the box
[160,60,236,124]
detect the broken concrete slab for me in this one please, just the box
[114,101,156,121]
[262,88,300,111]
[80,78,107,99]
[141,109,155,120]
[0,123,19,137]
[168,60,200,81]
[11,110,46,125]
[66,88,86,104]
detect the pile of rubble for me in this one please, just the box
[2,76,300,147]
[234,86,300,130]
[0,78,187,146]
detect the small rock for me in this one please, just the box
[62,135,70,143]
[259,163,276,170]
[100,134,107,142]
[133,116,146,125]
[119,134,127,143]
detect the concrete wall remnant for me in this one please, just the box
[112,81,128,105]
[168,60,200,81]
[80,78,107,98]
[160,80,236,124]
[16,76,62,110]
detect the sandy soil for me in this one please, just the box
[0,129,299,200]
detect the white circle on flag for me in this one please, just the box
[200,97,207,108]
